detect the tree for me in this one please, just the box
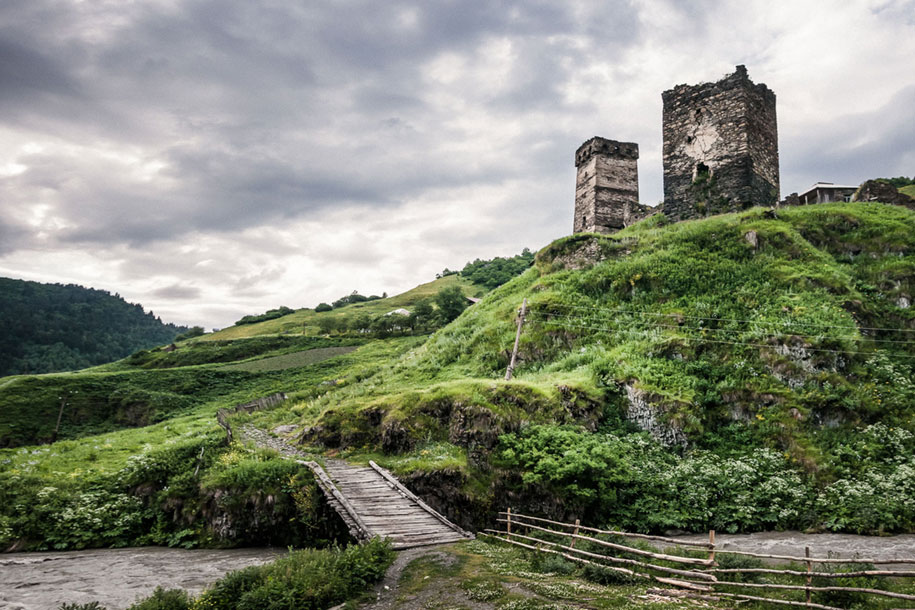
[370,315,395,338]
[434,286,468,324]
[175,326,205,341]
[458,248,534,290]
[410,299,434,331]
[315,303,332,312]
[315,316,340,335]
[349,313,373,334]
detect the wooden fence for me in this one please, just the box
[484,509,915,610]
[216,392,287,444]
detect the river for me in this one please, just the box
[0,546,285,610]
[669,530,915,564]
[3,533,915,609]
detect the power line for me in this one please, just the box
[528,317,915,359]
[526,312,915,346]
[532,301,915,334]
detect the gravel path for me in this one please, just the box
[239,424,307,458]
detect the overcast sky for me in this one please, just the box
[1,0,914,329]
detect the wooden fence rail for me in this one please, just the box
[216,392,288,444]
[487,509,915,610]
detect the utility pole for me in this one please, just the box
[52,391,74,443]
[504,298,528,381]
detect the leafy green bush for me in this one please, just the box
[713,553,765,583]
[194,538,394,610]
[531,553,576,575]
[498,425,813,533]
[127,587,191,610]
[812,562,885,609]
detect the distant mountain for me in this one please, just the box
[0,278,187,376]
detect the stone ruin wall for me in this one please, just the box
[573,137,647,233]
[661,65,779,222]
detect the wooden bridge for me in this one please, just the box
[302,459,474,549]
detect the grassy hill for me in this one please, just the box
[252,201,915,535]
[2,201,914,555]
[203,274,484,341]
[900,184,915,199]
[0,278,187,376]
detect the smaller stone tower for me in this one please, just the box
[662,65,779,221]
[573,137,643,233]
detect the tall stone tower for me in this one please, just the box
[661,65,779,222]
[573,137,643,233]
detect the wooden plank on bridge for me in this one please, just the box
[302,459,474,550]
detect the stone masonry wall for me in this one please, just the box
[574,137,643,233]
[661,65,779,222]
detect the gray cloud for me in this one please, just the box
[782,86,915,192]
[0,0,644,253]
[1,0,913,328]
[151,284,202,300]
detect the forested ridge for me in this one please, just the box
[0,277,187,376]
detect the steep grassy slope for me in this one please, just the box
[268,202,915,534]
[900,184,915,199]
[0,278,186,376]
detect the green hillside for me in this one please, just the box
[259,201,915,535]
[900,184,915,199]
[2,201,915,556]
[203,274,484,341]
[0,278,187,376]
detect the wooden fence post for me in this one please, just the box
[504,299,528,380]
[569,519,581,548]
[806,546,812,606]
[193,446,205,478]
[507,507,512,535]
[708,530,716,564]
[52,396,67,443]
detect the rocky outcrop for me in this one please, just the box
[624,384,687,447]
[855,180,915,208]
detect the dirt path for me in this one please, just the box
[361,546,458,610]
[358,544,498,610]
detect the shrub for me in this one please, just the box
[812,562,885,609]
[315,303,332,312]
[194,538,394,610]
[580,561,638,585]
[532,553,576,575]
[127,587,191,610]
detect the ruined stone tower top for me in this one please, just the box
[661,65,779,222]
[575,137,639,167]
[573,136,647,234]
